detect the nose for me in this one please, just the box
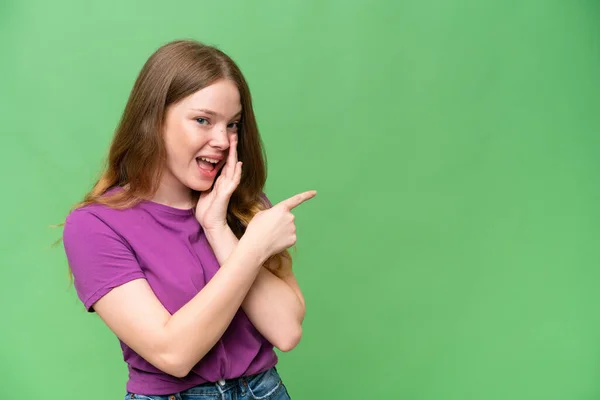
[209,125,229,150]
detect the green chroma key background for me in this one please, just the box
[1,0,600,398]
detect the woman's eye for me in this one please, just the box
[196,118,209,125]
[228,122,239,130]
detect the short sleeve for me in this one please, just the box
[63,209,145,312]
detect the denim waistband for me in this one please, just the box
[127,366,286,400]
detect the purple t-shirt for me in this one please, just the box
[62,197,277,395]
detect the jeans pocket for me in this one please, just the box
[125,393,163,400]
[246,368,285,399]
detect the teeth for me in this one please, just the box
[199,157,219,164]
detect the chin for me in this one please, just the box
[188,183,214,192]
[186,178,215,192]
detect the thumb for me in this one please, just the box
[277,190,317,211]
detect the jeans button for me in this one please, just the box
[218,379,226,386]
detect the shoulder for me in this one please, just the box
[64,205,108,233]
[64,203,140,245]
[63,205,147,312]
[63,206,118,255]
[65,198,149,227]
[65,203,120,231]
[62,204,144,275]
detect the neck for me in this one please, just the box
[152,174,194,210]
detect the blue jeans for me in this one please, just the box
[125,367,291,400]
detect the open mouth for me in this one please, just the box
[196,156,220,172]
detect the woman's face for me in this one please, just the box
[161,79,241,194]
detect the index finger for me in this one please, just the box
[228,134,238,164]
[277,190,317,210]
[224,134,238,177]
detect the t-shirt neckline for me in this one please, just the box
[139,199,195,216]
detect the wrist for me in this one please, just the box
[237,235,269,268]
[203,223,232,243]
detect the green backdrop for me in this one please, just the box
[2,0,600,399]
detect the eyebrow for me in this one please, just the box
[191,108,242,120]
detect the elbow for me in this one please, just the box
[166,365,191,379]
[155,352,193,378]
[150,333,211,378]
[275,325,303,352]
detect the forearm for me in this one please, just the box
[205,225,305,350]
[93,238,266,379]
[161,237,265,375]
[242,266,305,351]
[204,224,239,264]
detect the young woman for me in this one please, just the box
[62,39,316,400]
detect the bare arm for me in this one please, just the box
[93,236,266,378]
[90,190,314,377]
[205,226,306,352]
[194,135,308,351]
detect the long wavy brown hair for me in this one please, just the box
[60,39,289,274]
